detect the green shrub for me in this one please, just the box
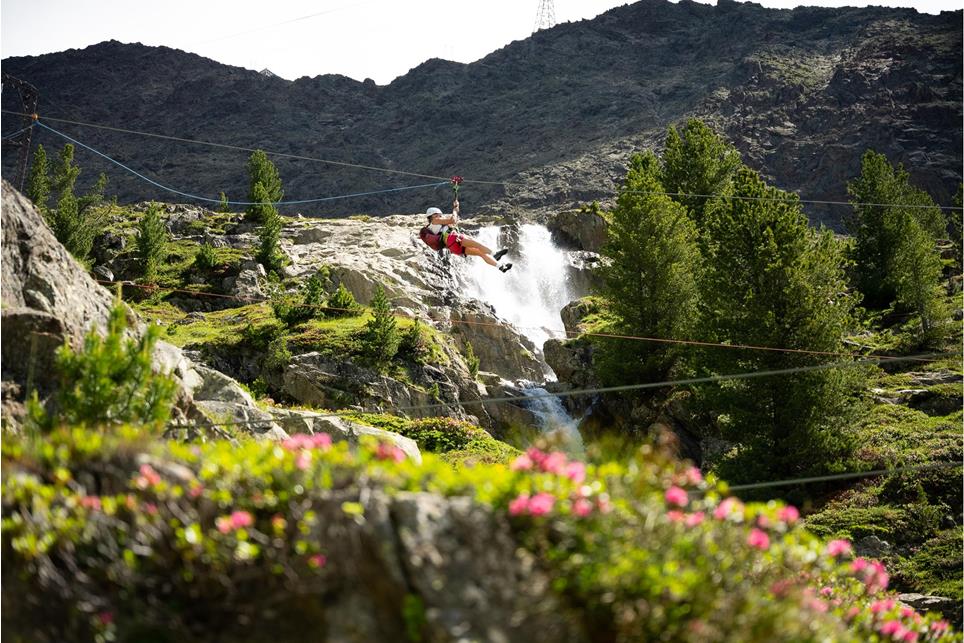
[255,196,284,275]
[398,321,429,365]
[194,242,219,271]
[463,340,479,378]
[327,282,360,316]
[27,297,177,433]
[362,285,399,369]
[246,150,283,223]
[136,202,169,282]
[218,191,230,213]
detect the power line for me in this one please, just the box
[726,460,963,493]
[8,109,961,211]
[36,120,447,206]
[2,110,451,182]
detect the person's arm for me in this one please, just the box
[430,214,458,226]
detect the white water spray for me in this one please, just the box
[455,224,576,355]
[453,223,585,449]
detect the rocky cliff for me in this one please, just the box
[2,0,960,229]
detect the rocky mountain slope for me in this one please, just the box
[2,0,960,228]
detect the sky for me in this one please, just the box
[2,0,961,85]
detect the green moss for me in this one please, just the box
[892,530,964,601]
[145,303,276,349]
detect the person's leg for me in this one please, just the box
[464,246,498,266]
[459,236,493,255]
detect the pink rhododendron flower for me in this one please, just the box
[295,451,312,470]
[867,560,890,592]
[97,611,114,626]
[135,464,162,489]
[80,496,102,511]
[871,599,896,614]
[667,510,685,523]
[714,497,743,520]
[541,452,568,475]
[685,466,703,485]
[527,492,555,516]
[188,483,204,498]
[308,554,327,568]
[900,607,915,619]
[508,493,530,516]
[230,510,253,529]
[819,586,833,597]
[879,620,903,636]
[664,486,688,507]
[756,515,771,529]
[846,606,860,620]
[826,539,853,557]
[807,598,829,613]
[510,454,533,471]
[931,621,950,633]
[526,447,547,467]
[685,511,705,527]
[747,528,770,550]
[851,557,869,573]
[572,498,593,517]
[900,630,918,643]
[596,496,612,514]
[375,443,406,462]
[770,579,792,597]
[565,461,586,484]
[144,503,158,515]
[777,505,800,524]
[312,433,333,449]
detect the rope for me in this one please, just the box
[172,351,954,432]
[726,460,963,493]
[35,120,448,206]
[10,110,961,211]
[1,124,35,140]
[5,111,451,181]
[104,280,947,364]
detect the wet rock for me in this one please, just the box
[547,209,608,252]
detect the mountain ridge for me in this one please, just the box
[2,0,960,228]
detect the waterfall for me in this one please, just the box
[454,224,577,356]
[452,223,585,449]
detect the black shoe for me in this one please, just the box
[493,249,508,261]
[499,263,513,273]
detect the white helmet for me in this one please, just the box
[426,207,443,216]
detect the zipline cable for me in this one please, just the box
[9,109,962,211]
[172,351,955,432]
[35,120,448,205]
[725,460,963,493]
[4,111,453,181]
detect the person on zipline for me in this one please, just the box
[419,197,512,272]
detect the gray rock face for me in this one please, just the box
[0,181,287,438]
[547,209,608,252]
[283,352,469,422]
[543,338,595,390]
[306,488,584,643]
[446,300,545,382]
[897,594,960,625]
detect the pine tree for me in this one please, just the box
[26,143,50,211]
[137,202,169,282]
[891,217,951,345]
[363,285,400,369]
[45,144,107,261]
[246,150,283,222]
[596,151,702,382]
[255,182,284,274]
[218,191,230,213]
[699,167,862,485]
[660,119,742,227]
[848,150,946,308]
[28,295,177,433]
[328,282,360,317]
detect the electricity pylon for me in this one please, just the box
[533,0,556,32]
